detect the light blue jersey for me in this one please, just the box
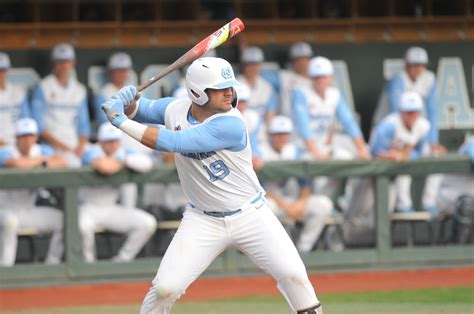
[370,113,430,159]
[386,70,437,144]
[31,74,90,149]
[133,96,264,211]
[292,86,362,151]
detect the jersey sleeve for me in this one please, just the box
[39,144,55,157]
[134,97,175,125]
[425,82,438,144]
[291,89,312,140]
[82,147,103,166]
[370,121,396,156]
[386,75,404,113]
[336,96,362,138]
[77,97,91,137]
[0,149,14,167]
[156,115,247,153]
[264,86,278,114]
[30,85,46,133]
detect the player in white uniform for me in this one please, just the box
[30,43,90,167]
[0,118,66,266]
[101,57,323,314]
[0,53,31,147]
[79,123,157,263]
[292,56,370,201]
[344,92,432,240]
[278,42,313,117]
[236,46,278,123]
[373,47,446,155]
[260,116,333,253]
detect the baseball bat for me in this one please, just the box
[137,18,245,93]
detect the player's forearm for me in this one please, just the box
[44,156,68,168]
[118,119,159,150]
[5,157,42,169]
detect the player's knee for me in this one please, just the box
[1,213,19,231]
[144,215,158,234]
[154,281,182,303]
[307,195,333,216]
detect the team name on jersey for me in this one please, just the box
[180,151,216,160]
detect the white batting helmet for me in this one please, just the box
[185,57,239,106]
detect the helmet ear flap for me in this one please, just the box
[186,79,209,106]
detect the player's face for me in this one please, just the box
[206,87,234,113]
[400,111,420,129]
[270,133,290,152]
[100,140,121,155]
[54,60,75,80]
[110,69,129,88]
[406,64,425,81]
[16,134,38,156]
[312,75,333,94]
[292,57,310,76]
[243,63,260,79]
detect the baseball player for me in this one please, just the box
[0,118,66,266]
[237,46,278,123]
[277,42,313,117]
[373,46,446,155]
[79,122,157,263]
[0,52,31,147]
[102,57,323,314]
[292,56,370,202]
[30,43,91,167]
[343,92,432,240]
[260,115,334,253]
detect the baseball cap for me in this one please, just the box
[97,123,122,142]
[108,52,133,70]
[308,56,334,78]
[235,83,250,102]
[241,46,264,64]
[268,116,293,134]
[405,47,428,65]
[15,118,39,136]
[399,91,423,112]
[289,42,313,60]
[51,43,76,61]
[0,52,11,69]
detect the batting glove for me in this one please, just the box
[117,85,137,110]
[101,96,127,127]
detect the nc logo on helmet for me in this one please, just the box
[221,67,233,79]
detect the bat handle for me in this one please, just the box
[133,91,141,101]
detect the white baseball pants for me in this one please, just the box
[0,206,63,266]
[140,200,319,314]
[79,204,157,263]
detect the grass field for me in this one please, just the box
[2,286,473,314]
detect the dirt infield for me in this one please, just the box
[1,266,473,311]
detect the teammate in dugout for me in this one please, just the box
[0,118,66,266]
[79,123,157,263]
[102,57,323,314]
[259,115,334,253]
[30,43,91,167]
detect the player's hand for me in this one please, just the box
[101,96,127,127]
[117,85,137,110]
[430,143,447,156]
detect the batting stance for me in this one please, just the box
[102,57,322,314]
